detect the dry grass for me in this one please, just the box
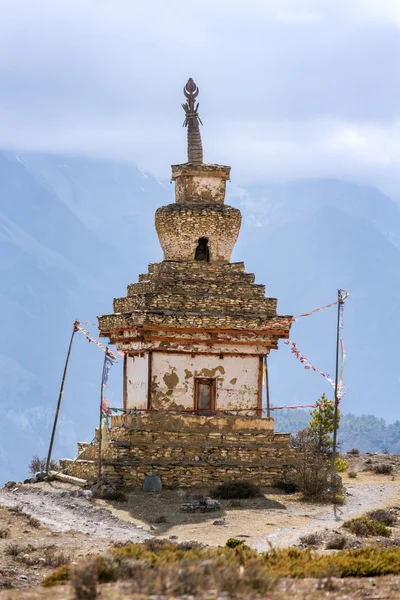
[8,504,24,513]
[0,527,10,538]
[4,542,27,556]
[71,559,98,599]
[299,533,322,548]
[42,539,400,594]
[26,515,41,528]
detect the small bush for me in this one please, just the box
[29,454,58,475]
[153,515,167,524]
[0,528,10,539]
[365,458,373,465]
[367,509,397,527]
[273,480,298,494]
[5,542,25,556]
[26,515,41,528]
[212,481,260,499]
[43,548,71,568]
[291,429,344,503]
[332,494,346,506]
[71,559,98,599]
[226,538,246,548]
[343,517,392,537]
[348,448,360,455]
[325,534,347,550]
[299,533,322,547]
[348,470,357,479]
[42,564,71,587]
[373,463,394,475]
[334,457,349,473]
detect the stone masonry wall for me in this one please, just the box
[60,413,294,488]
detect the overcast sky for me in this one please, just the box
[1,0,400,192]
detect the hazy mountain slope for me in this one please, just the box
[232,181,400,422]
[0,153,128,484]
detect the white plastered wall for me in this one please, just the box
[125,354,148,410]
[151,353,260,412]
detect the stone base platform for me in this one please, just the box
[60,412,294,488]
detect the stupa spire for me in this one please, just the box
[182,77,203,164]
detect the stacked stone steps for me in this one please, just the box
[60,414,294,487]
[109,427,290,446]
[58,458,290,488]
[113,293,275,316]
[100,310,286,332]
[136,271,256,286]
[112,444,292,464]
[65,434,292,465]
[147,261,246,275]
[127,281,266,298]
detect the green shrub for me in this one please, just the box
[348,448,360,455]
[334,458,349,473]
[226,538,246,548]
[343,517,392,537]
[212,481,260,499]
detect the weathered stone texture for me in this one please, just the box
[155,204,241,263]
[61,413,294,488]
[99,261,289,338]
[171,163,231,204]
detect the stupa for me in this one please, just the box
[62,79,294,487]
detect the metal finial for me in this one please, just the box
[182,78,203,164]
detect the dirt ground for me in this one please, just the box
[0,452,399,597]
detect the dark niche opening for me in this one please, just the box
[194,237,210,262]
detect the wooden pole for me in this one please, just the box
[331,290,344,488]
[97,347,109,489]
[46,320,79,475]
[265,355,271,418]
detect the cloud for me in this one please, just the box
[0,0,400,192]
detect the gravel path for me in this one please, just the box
[0,486,149,543]
[254,481,399,551]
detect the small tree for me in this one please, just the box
[290,394,344,502]
[308,393,340,456]
[29,455,58,475]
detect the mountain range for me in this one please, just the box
[1,151,399,485]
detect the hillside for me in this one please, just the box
[1,453,400,598]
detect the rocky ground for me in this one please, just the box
[0,452,399,598]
